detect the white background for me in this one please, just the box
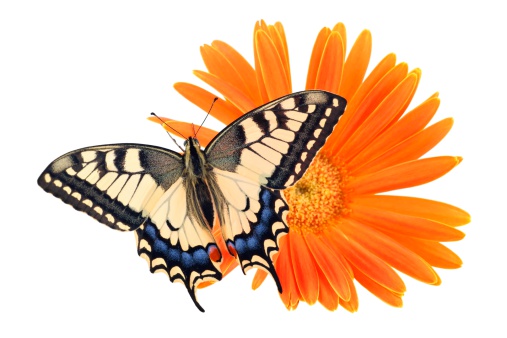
[1,1,504,337]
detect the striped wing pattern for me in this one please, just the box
[206,90,347,189]
[38,144,184,231]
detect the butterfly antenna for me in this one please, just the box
[150,112,185,152]
[195,97,218,137]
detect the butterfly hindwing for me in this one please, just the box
[211,168,288,290]
[206,90,347,189]
[135,206,222,312]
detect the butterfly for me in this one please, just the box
[38,90,347,311]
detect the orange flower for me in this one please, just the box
[154,20,470,311]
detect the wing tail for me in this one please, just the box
[135,220,223,312]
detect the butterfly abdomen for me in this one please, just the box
[183,137,209,178]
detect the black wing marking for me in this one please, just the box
[38,144,184,231]
[205,90,346,189]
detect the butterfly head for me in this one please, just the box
[183,137,202,150]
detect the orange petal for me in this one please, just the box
[349,202,465,242]
[251,269,268,290]
[347,96,440,172]
[347,156,462,195]
[339,29,372,100]
[327,56,404,154]
[340,218,439,284]
[339,72,418,162]
[198,224,238,289]
[305,233,352,301]
[147,117,218,146]
[346,53,397,109]
[275,236,301,310]
[383,68,422,131]
[210,40,262,105]
[353,266,403,307]
[274,22,289,67]
[214,240,239,278]
[306,27,331,89]
[289,232,319,305]
[200,44,257,104]
[314,31,344,93]
[332,22,347,51]
[267,23,291,90]
[255,29,291,100]
[356,117,454,175]
[193,70,257,113]
[328,227,406,294]
[253,21,270,103]
[174,82,242,125]
[316,266,339,311]
[339,280,359,313]
[387,234,463,269]
[351,195,471,227]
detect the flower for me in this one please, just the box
[154,20,470,311]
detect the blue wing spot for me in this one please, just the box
[254,222,269,237]
[260,208,273,223]
[144,222,157,237]
[193,249,209,265]
[234,238,247,255]
[247,236,259,250]
[181,252,193,268]
[166,247,181,262]
[261,189,272,204]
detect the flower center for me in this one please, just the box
[283,153,346,235]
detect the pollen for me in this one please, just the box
[284,153,347,235]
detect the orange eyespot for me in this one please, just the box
[227,242,238,258]
[207,244,222,262]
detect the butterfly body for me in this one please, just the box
[38,90,347,311]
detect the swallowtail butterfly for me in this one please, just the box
[38,90,346,311]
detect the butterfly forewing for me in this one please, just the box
[206,90,347,189]
[38,144,184,231]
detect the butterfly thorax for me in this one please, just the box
[183,137,210,179]
[182,137,216,231]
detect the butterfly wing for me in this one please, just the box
[205,90,347,288]
[38,144,221,311]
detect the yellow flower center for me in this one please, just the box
[284,153,347,235]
